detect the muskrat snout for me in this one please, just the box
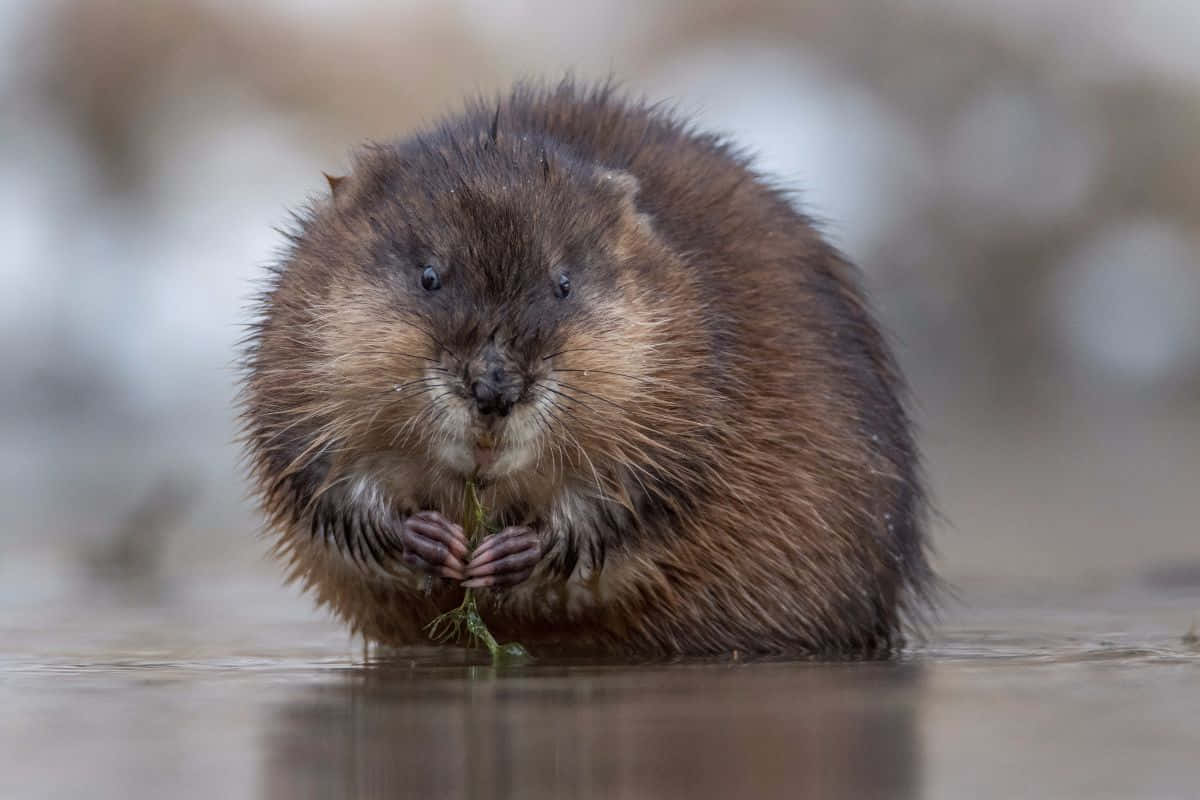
[470,370,517,417]
[467,342,523,418]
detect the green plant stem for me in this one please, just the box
[425,478,531,663]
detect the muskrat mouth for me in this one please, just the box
[474,430,499,469]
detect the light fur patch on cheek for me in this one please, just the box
[429,401,474,473]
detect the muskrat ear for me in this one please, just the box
[323,172,348,198]
[322,170,360,220]
[598,169,656,259]
[597,169,641,211]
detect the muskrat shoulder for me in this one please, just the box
[240,80,934,657]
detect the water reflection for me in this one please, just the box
[264,656,922,799]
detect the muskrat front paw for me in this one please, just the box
[462,526,542,588]
[400,511,470,580]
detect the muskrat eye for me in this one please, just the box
[421,265,441,291]
[555,273,571,299]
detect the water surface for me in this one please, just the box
[3,573,1197,799]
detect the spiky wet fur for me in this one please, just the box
[239,79,935,657]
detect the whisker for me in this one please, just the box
[540,385,600,415]
[329,349,445,367]
[388,384,444,404]
[383,376,444,395]
[389,390,453,448]
[403,321,454,359]
[549,381,634,412]
[550,367,671,385]
[553,380,708,434]
[547,384,672,440]
[541,346,607,361]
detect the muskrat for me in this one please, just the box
[240,80,933,657]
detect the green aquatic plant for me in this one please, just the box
[425,479,531,663]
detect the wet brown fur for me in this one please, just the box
[239,79,934,657]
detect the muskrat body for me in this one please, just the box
[241,81,933,657]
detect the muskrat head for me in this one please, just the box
[269,133,693,495]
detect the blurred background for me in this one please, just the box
[2,0,1198,623]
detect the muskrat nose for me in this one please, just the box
[472,376,514,417]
